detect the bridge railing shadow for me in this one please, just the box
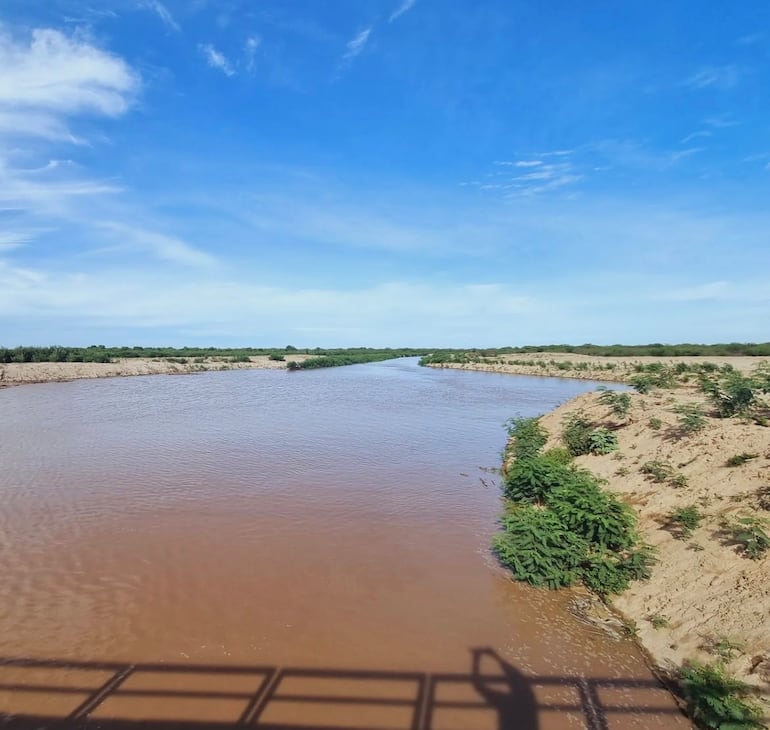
[0,648,686,729]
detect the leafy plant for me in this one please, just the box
[562,412,594,455]
[493,505,588,589]
[268,352,285,361]
[701,635,747,661]
[726,452,759,467]
[641,460,673,483]
[598,389,632,419]
[670,473,689,489]
[701,372,759,417]
[720,515,770,560]
[587,427,619,454]
[505,417,548,460]
[674,403,708,435]
[503,455,581,504]
[547,479,636,551]
[649,614,669,629]
[666,505,702,539]
[648,417,663,430]
[678,661,764,729]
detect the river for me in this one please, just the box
[0,358,689,728]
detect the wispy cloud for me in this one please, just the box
[244,36,260,73]
[0,27,139,141]
[389,0,417,23]
[685,65,742,90]
[479,154,582,196]
[95,221,218,268]
[140,0,180,32]
[343,27,372,63]
[199,43,235,76]
[681,130,713,144]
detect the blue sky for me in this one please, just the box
[1,0,769,347]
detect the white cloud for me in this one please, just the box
[244,36,260,72]
[141,0,180,32]
[681,130,712,144]
[0,27,139,143]
[389,0,417,22]
[515,160,543,168]
[199,43,235,76]
[343,27,372,62]
[685,65,741,90]
[94,221,218,268]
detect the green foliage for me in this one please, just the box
[268,352,285,361]
[649,614,669,629]
[542,447,573,465]
[587,427,619,454]
[678,661,764,730]
[562,412,593,455]
[547,479,636,551]
[628,374,654,393]
[286,360,301,371]
[669,473,689,489]
[701,372,760,417]
[720,515,770,560]
[505,417,548,460]
[667,506,703,539]
[598,389,632,419]
[648,417,663,430]
[674,403,708,435]
[726,453,759,467]
[701,635,747,661]
[641,460,674,483]
[503,455,581,504]
[493,505,588,589]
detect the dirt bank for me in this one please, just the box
[537,387,770,718]
[425,353,764,381]
[0,355,311,388]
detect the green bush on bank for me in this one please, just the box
[678,661,765,729]
[494,417,654,596]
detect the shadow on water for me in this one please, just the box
[0,648,687,729]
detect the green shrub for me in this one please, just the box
[726,452,759,467]
[674,403,708,435]
[547,479,636,551]
[701,372,759,417]
[669,473,689,489]
[667,506,702,538]
[721,515,770,560]
[648,417,663,430]
[542,447,573,465]
[598,390,632,419]
[562,412,593,455]
[649,614,669,629]
[678,661,764,729]
[503,455,581,504]
[641,460,673,483]
[493,505,588,589]
[268,352,285,361]
[587,427,619,454]
[505,417,548,460]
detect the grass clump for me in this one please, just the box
[677,661,764,729]
[648,417,663,430]
[648,614,669,629]
[726,453,759,467]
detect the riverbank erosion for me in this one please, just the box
[0,355,312,387]
[531,386,770,722]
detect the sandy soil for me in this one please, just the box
[426,352,765,381]
[538,388,770,717]
[0,355,311,387]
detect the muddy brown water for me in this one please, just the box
[0,358,689,728]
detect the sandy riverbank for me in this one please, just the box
[0,355,311,387]
[425,352,764,381]
[537,387,770,719]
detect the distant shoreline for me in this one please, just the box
[0,355,311,389]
